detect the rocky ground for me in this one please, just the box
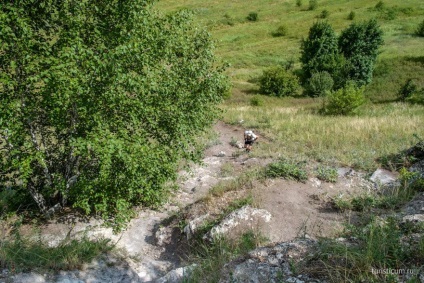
[0,121,402,283]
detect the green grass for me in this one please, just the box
[184,231,265,282]
[264,158,308,182]
[0,233,112,273]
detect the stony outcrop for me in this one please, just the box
[219,239,323,283]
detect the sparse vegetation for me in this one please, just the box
[264,158,308,182]
[0,232,112,272]
[186,231,265,282]
[316,166,338,183]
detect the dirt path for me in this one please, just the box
[4,121,372,283]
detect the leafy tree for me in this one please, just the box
[300,21,340,83]
[0,1,228,229]
[338,19,384,86]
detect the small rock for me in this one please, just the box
[370,169,397,186]
[204,205,271,241]
[402,214,424,224]
[217,151,226,157]
[156,264,197,283]
[183,214,210,240]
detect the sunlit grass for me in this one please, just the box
[222,94,424,170]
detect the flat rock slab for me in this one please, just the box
[370,169,398,186]
[205,205,271,240]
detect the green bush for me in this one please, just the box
[264,158,308,182]
[296,0,302,7]
[306,71,334,97]
[272,25,288,37]
[0,2,229,231]
[308,0,318,11]
[406,90,424,105]
[398,79,418,101]
[416,19,424,37]
[259,66,300,97]
[321,82,365,115]
[347,11,355,20]
[247,12,258,22]
[250,96,264,106]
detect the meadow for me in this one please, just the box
[156,0,424,170]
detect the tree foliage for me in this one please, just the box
[0,0,228,229]
[300,21,340,83]
[301,20,383,88]
[338,19,384,86]
[306,71,334,97]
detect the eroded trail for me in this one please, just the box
[3,121,376,283]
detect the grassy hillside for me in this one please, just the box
[156,0,424,170]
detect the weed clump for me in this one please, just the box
[316,166,338,183]
[347,11,355,20]
[264,158,308,182]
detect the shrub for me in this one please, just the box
[250,96,264,106]
[300,21,339,83]
[398,79,418,101]
[247,12,258,22]
[272,25,288,37]
[0,2,229,231]
[416,19,424,37]
[306,71,334,97]
[259,66,300,97]
[320,9,329,19]
[347,11,355,20]
[308,0,318,11]
[296,0,302,7]
[321,82,365,115]
[406,89,424,105]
